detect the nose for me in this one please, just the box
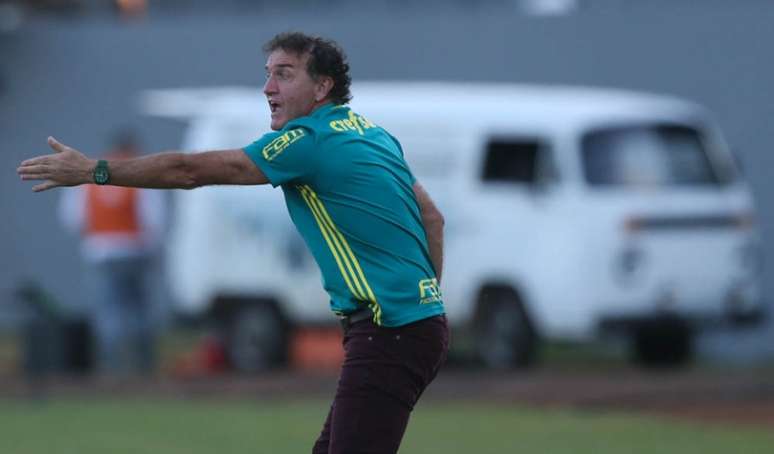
[263,75,278,96]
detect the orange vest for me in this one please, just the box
[85,185,141,236]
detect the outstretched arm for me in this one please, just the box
[17,137,267,192]
[413,181,444,283]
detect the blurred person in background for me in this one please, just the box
[18,32,447,454]
[58,131,164,376]
[114,0,147,20]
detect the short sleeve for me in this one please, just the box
[242,126,317,187]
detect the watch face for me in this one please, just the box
[94,166,109,185]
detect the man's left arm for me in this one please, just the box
[413,181,445,283]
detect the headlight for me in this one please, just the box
[614,244,645,285]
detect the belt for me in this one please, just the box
[339,307,373,331]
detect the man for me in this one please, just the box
[18,32,447,454]
[59,131,164,375]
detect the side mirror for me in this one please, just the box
[530,158,558,195]
[529,176,554,197]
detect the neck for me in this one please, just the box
[310,99,332,113]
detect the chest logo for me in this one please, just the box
[329,111,376,135]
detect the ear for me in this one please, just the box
[315,76,334,102]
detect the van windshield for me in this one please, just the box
[582,125,727,187]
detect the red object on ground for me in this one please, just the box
[291,328,344,372]
[199,335,229,372]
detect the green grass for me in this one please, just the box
[0,398,771,454]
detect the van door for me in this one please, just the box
[464,136,580,365]
[468,137,571,324]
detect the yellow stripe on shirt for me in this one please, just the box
[298,185,367,302]
[299,185,383,324]
[304,188,377,302]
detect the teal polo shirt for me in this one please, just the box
[242,103,444,327]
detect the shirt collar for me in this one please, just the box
[309,102,343,118]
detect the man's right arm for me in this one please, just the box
[109,148,268,189]
[17,137,267,192]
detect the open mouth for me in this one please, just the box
[268,100,280,113]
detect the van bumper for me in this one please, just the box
[597,306,767,335]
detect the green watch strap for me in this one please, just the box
[93,159,110,185]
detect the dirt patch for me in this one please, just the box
[426,367,774,428]
[2,366,773,428]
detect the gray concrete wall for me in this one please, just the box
[2,3,773,358]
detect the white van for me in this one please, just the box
[141,82,763,371]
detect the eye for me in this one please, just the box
[281,68,297,80]
[266,68,293,82]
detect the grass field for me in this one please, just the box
[1,398,772,454]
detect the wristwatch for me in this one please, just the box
[93,159,110,185]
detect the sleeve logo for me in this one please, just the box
[262,128,306,161]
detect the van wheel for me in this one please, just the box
[226,303,287,373]
[475,291,537,369]
[631,317,693,368]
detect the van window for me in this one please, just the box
[482,140,554,184]
[582,125,722,187]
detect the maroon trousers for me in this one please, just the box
[312,314,449,454]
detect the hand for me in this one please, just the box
[17,137,96,192]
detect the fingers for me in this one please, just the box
[19,137,64,166]
[19,137,78,192]
[32,180,59,192]
[20,156,48,167]
[20,173,50,181]
[17,164,50,181]
[17,164,48,174]
[20,173,47,181]
[48,136,67,153]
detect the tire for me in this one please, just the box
[475,290,537,369]
[225,303,288,373]
[631,316,693,368]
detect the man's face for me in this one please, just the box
[264,49,320,130]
